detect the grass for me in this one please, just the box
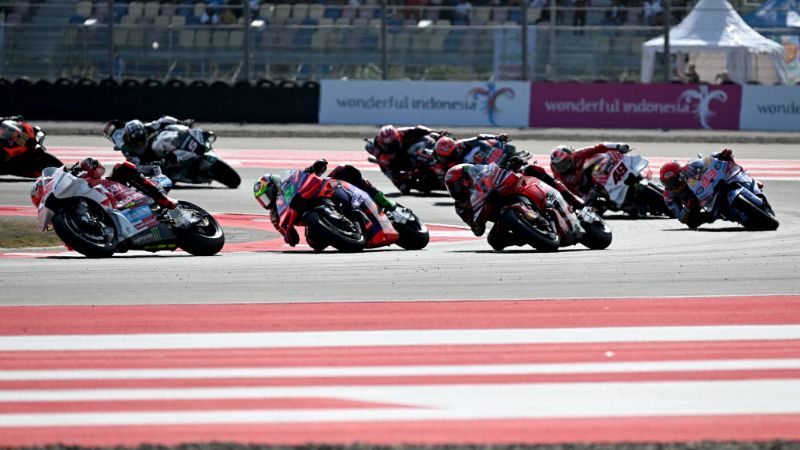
[0,217,63,248]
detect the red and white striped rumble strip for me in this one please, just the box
[1,295,799,446]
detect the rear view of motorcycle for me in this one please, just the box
[31,165,225,258]
[687,155,778,230]
[583,150,672,217]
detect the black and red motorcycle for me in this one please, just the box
[464,163,612,252]
[1,118,62,178]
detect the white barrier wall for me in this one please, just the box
[740,86,800,131]
[319,80,530,127]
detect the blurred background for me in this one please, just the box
[1,0,797,85]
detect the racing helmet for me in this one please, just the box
[123,120,146,149]
[30,167,57,207]
[444,163,474,199]
[377,125,401,149]
[253,174,283,209]
[659,161,685,190]
[434,136,457,164]
[550,145,575,174]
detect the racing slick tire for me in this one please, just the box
[304,208,366,253]
[174,201,225,256]
[52,200,117,258]
[210,160,241,189]
[501,207,560,252]
[733,195,779,231]
[390,208,430,250]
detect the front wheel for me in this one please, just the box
[210,160,241,189]
[174,201,225,256]
[304,209,366,253]
[732,195,779,231]
[500,207,560,252]
[52,200,117,258]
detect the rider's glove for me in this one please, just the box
[497,133,510,142]
[603,143,630,154]
[179,119,196,128]
[718,148,734,161]
[303,159,328,176]
[79,157,105,178]
[502,155,526,172]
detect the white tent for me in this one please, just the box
[641,0,790,85]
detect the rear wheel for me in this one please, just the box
[304,209,366,253]
[210,160,241,189]
[637,183,672,217]
[175,201,225,256]
[580,219,613,250]
[52,201,117,258]
[500,207,560,252]
[390,208,430,250]
[733,195,779,231]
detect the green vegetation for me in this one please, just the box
[0,217,62,248]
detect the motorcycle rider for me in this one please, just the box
[444,162,579,251]
[659,149,738,228]
[73,157,179,210]
[106,115,196,167]
[366,124,445,192]
[432,133,512,169]
[254,159,396,247]
[503,155,585,210]
[0,115,42,163]
[549,142,632,197]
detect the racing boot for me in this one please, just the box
[374,191,397,211]
[142,177,178,210]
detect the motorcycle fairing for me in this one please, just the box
[587,153,649,208]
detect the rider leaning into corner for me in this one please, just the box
[106,115,196,166]
[659,148,740,229]
[0,115,42,163]
[366,124,445,192]
[444,161,583,250]
[253,159,397,247]
[53,157,180,211]
[549,142,632,197]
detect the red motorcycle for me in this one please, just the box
[1,118,62,178]
[276,168,429,252]
[467,164,612,252]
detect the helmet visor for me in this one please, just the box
[256,192,272,209]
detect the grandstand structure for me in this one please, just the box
[0,0,765,83]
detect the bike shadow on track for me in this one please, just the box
[0,177,37,183]
[449,248,587,254]
[663,226,756,232]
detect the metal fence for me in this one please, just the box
[0,0,791,83]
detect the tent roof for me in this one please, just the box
[743,0,800,28]
[643,0,785,53]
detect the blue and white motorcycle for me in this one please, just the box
[687,155,778,230]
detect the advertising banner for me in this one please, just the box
[319,80,530,127]
[529,83,742,130]
[740,85,800,131]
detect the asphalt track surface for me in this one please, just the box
[1,131,799,447]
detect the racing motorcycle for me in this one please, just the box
[276,168,429,252]
[469,164,612,252]
[582,151,671,217]
[687,155,778,230]
[0,121,63,178]
[365,136,446,195]
[31,165,225,258]
[103,122,241,189]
